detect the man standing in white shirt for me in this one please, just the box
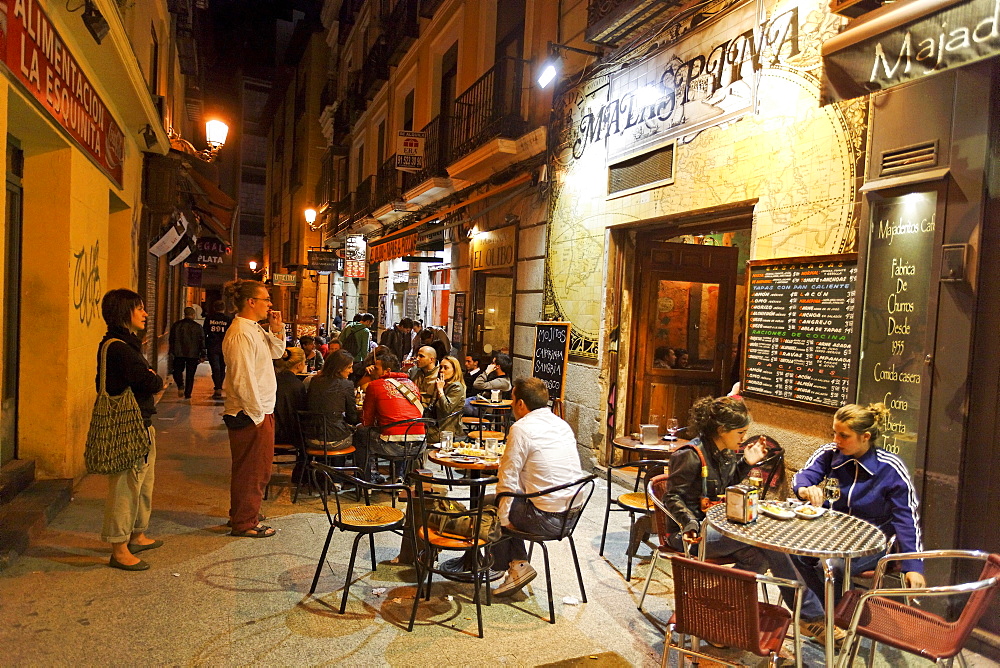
[222,279,286,538]
[490,377,584,596]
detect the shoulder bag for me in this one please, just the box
[84,339,152,475]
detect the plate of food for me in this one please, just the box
[794,505,826,519]
[759,501,796,520]
[450,456,478,464]
[457,447,486,457]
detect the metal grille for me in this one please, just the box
[608,144,674,196]
[880,141,937,176]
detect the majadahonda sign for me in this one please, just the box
[0,0,126,187]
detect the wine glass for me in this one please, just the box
[664,417,680,441]
[824,477,841,503]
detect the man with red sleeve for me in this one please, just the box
[353,349,425,481]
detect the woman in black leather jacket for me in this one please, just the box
[662,395,769,572]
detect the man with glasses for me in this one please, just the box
[221,279,285,538]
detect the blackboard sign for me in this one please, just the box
[532,322,571,401]
[856,190,938,471]
[743,255,858,408]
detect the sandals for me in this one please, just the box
[230,523,276,538]
[225,514,265,528]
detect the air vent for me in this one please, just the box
[608,143,675,197]
[880,141,938,176]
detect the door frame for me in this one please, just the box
[3,136,24,465]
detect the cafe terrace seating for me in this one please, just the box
[307,463,411,615]
[493,474,597,623]
[665,555,804,668]
[598,458,667,580]
[835,550,1000,668]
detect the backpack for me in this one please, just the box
[338,323,364,357]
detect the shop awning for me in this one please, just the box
[179,162,238,244]
[822,0,997,102]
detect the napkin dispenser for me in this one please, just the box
[639,424,659,445]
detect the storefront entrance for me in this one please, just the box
[471,271,512,357]
[628,237,744,436]
[3,137,23,465]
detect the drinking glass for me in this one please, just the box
[440,431,454,452]
[485,438,499,460]
[490,389,500,402]
[824,477,841,503]
[748,467,763,492]
[664,417,680,441]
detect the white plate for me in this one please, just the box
[434,450,454,458]
[451,456,478,463]
[759,503,796,520]
[794,505,826,519]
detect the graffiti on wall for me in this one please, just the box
[73,241,102,326]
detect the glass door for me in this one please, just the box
[3,137,24,464]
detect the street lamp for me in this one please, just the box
[537,42,602,89]
[168,119,230,162]
[305,207,318,229]
[248,260,264,274]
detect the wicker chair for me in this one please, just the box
[493,474,597,623]
[835,550,1000,668]
[665,555,803,668]
[307,463,412,615]
[597,458,667,580]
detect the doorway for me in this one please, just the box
[628,239,743,436]
[3,137,24,465]
[471,271,512,357]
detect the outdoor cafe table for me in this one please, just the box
[426,449,502,581]
[468,398,513,447]
[702,503,887,666]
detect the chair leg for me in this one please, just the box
[309,526,337,595]
[599,496,611,556]
[865,637,878,668]
[340,531,365,614]
[638,548,660,611]
[369,533,377,572]
[408,562,422,632]
[568,535,587,603]
[539,542,555,623]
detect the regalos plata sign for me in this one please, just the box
[0,0,126,187]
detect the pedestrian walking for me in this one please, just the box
[338,312,374,362]
[169,307,206,399]
[221,279,286,538]
[96,289,165,571]
[203,299,231,399]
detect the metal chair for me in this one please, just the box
[292,410,357,502]
[493,474,597,623]
[307,463,411,614]
[665,555,803,668]
[597,458,667,580]
[363,417,433,497]
[407,469,500,638]
[835,550,1000,668]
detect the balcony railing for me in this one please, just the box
[401,114,451,192]
[351,175,375,221]
[320,79,337,112]
[383,0,419,65]
[374,155,403,210]
[450,58,527,163]
[360,37,391,100]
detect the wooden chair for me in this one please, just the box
[307,463,411,614]
[665,555,803,668]
[293,411,357,502]
[835,550,1000,668]
[407,469,500,638]
[597,458,667,580]
[493,474,597,623]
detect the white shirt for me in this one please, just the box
[222,315,286,425]
[496,407,584,524]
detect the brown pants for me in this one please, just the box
[228,413,274,532]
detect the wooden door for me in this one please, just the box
[629,242,739,436]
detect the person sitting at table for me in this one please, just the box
[300,335,324,374]
[305,349,358,448]
[464,352,513,416]
[352,345,389,391]
[661,395,770,573]
[487,377,585,596]
[352,350,425,482]
[788,402,925,645]
[653,346,676,368]
[674,348,690,369]
[462,354,484,397]
[431,355,466,443]
[408,345,440,410]
[273,347,307,447]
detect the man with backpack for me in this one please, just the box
[338,313,375,362]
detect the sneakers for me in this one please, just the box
[212,389,223,399]
[799,619,847,648]
[493,560,537,597]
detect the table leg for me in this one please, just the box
[823,557,837,668]
[843,555,853,596]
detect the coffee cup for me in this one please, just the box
[490,389,500,402]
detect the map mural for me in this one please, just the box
[545,0,868,360]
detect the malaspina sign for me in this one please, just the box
[824,0,1000,101]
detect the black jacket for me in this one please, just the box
[305,375,358,442]
[169,317,206,358]
[274,370,307,445]
[96,327,164,427]
[662,437,752,535]
[203,313,232,351]
[379,326,411,363]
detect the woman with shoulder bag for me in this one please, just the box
[94,289,165,571]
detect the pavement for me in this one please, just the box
[0,366,995,666]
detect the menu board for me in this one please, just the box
[856,191,937,471]
[532,322,571,401]
[743,255,858,408]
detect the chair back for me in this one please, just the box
[297,410,352,450]
[647,473,672,550]
[309,462,412,526]
[409,469,499,549]
[947,554,1000,649]
[370,417,434,479]
[740,434,785,499]
[435,407,465,441]
[496,474,597,540]
[670,555,766,654]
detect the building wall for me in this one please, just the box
[545,0,869,462]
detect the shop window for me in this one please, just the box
[431,268,450,328]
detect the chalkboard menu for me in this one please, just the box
[856,191,938,472]
[532,322,571,401]
[743,255,858,408]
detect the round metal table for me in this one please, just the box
[703,503,887,666]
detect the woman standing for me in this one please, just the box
[305,349,358,446]
[790,403,925,643]
[98,289,165,571]
[432,355,466,443]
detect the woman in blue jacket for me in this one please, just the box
[790,402,926,642]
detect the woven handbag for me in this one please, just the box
[84,339,151,475]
